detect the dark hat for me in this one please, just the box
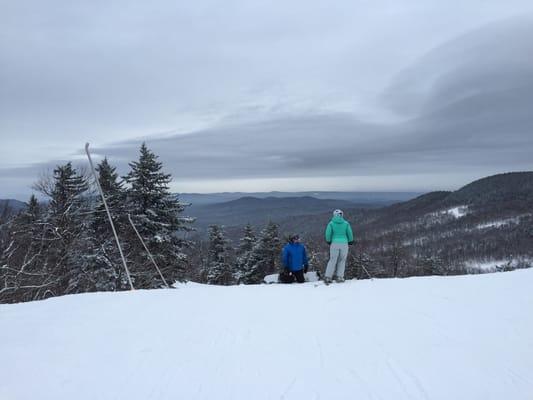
[289,234,300,242]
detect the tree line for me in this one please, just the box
[0,144,192,303]
[3,145,531,304]
[1,144,298,303]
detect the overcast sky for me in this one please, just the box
[2,1,533,199]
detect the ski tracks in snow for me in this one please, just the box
[280,378,297,399]
[385,358,430,400]
[360,329,431,400]
[346,367,383,400]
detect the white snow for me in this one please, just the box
[443,205,468,218]
[476,217,521,230]
[425,205,468,224]
[2,270,533,400]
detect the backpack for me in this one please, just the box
[279,270,295,284]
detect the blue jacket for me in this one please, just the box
[282,243,308,272]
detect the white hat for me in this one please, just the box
[333,209,343,217]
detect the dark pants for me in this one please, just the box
[293,270,305,283]
[280,269,305,283]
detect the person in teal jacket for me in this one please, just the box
[324,209,354,283]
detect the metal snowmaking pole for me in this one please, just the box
[85,143,134,291]
[127,214,170,288]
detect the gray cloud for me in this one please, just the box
[382,16,533,116]
[90,18,533,182]
[2,4,533,198]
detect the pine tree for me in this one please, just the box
[123,143,192,288]
[238,224,256,255]
[94,157,127,231]
[205,225,233,285]
[44,162,90,294]
[48,163,88,218]
[234,223,256,283]
[83,158,130,292]
[241,221,281,284]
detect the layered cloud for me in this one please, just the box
[86,17,533,179]
[1,4,533,197]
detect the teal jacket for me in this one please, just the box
[325,215,354,244]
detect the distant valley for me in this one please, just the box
[181,191,421,233]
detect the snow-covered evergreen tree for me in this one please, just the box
[234,223,256,283]
[83,158,130,292]
[0,194,47,303]
[241,221,281,284]
[45,162,91,294]
[205,225,233,285]
[94,157,127,231]
[123,143,192,288]
[1,163,91,301]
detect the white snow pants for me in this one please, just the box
[325,243,349,279]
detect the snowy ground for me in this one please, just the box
[432,205,468,219]
[2,270,533,400]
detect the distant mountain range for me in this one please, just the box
[0,199,27,217]
[179,191,421,206]
[182,191,422,233]
[188,196,374,230]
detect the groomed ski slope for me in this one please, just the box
[1,270,533,400]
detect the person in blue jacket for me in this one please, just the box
[281,234,309,283]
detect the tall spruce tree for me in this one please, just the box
[123,143,192,288]
[205,225,233,285]
[241,221,281,284]
[94,157,127,231]
[83,158,130,292]
[234,223,256,283]
[45,162,90,294]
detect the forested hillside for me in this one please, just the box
[269,172,533,279]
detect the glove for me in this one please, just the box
[348,241,354,245]
[304,265,309,273]
[284,267,291,274]
[326,241,331,245]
